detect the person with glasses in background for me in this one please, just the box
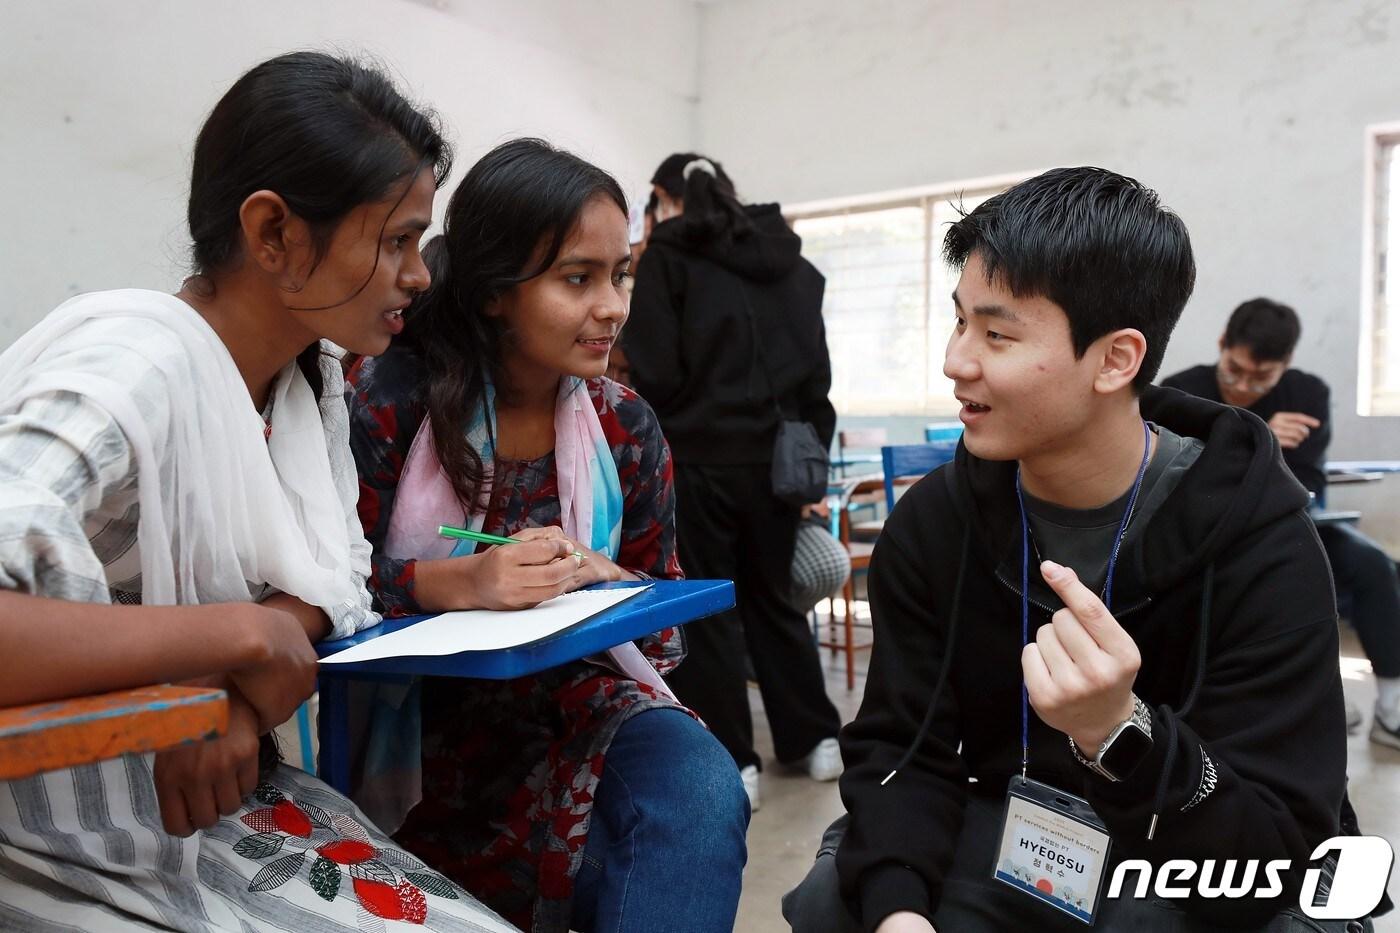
[1163,297,1400,749]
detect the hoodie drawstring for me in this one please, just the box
[882,522,972,786]
[1147,563,1214,840]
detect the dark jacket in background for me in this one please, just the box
[1162,364,1331,499]
[836,387,1346,930]
[625,203,836,464]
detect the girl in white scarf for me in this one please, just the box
[0,52,516,933]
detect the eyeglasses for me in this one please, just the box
[1216,359,1282,395]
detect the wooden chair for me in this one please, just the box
[836,427,888,478]
[833,427,886,541]
[0,685,228,781]
[818,477,884,690]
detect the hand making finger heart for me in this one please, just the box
[1021,559,1141,754]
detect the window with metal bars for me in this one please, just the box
[788,175,1027,416]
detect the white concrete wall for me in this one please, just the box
[5,1,1397,463]
[0,0,699,346]
[696,0,1400,460]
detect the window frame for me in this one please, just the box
[1361,123,1400,416]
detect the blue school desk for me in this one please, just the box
[313,579,735,795]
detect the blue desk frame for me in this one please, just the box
[314,579,735,794]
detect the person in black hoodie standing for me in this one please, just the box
[782,168,1361,932]
[625,153,843,811]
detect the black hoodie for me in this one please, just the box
[836,387,1346,930]
[624,203,836,465]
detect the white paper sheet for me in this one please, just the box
[319,585,652,664]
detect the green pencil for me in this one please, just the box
[438,524,587,563]
[437,525,518,547]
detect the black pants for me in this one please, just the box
[1320,524,1400,678]
[782,804,1372,933]
[666,463,842,770]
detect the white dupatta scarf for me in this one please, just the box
[0,289,368,616]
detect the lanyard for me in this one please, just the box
[1014,420,1152,777]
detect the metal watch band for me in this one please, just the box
[1127,693,1153,738]
[1069,694,1153,780]
[1068,733,1100,772]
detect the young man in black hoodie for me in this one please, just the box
[1162,298,1400,749]
[783,168,1358,932]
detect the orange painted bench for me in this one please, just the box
[0,685,228,781]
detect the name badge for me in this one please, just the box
[993,776,1111,925]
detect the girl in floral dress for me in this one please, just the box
[347,139,750,933]
[0,52,516,933]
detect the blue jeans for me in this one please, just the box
[572,708,750,933]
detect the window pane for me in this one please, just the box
[797,207,928,414]
[793,185,1012,417]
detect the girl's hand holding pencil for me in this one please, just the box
[434,524,641,597]
[438,524,587,564]
[414,525,585,612]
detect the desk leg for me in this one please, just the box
[317,675,352,795]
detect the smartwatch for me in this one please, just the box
[1071,694,1154,782]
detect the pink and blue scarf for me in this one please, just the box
[385,376,623,562]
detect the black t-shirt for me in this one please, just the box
[1161,364,1331,499]
[1022,425,1204,597]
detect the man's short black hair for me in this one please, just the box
[943,166,1196,392]
[1222,298,1300,362]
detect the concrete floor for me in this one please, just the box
[736,616,1400,932]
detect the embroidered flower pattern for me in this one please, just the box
[234,783,462,929]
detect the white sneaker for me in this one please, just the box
[740,764,761,812]
[1371,703,1400,751]
[806,738,843,782]
[1346,699,1363,733]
